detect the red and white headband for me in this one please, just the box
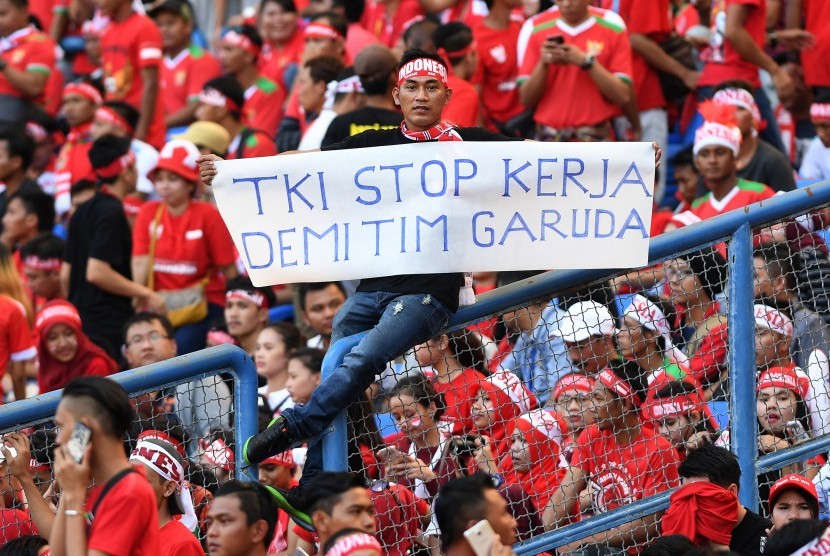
[437,40,477,63]
[226,289,267,309]
[64,82,103,105]
[137,429,186,458]
[198,88,241,112]
[598,367,642,407]
[94,150,136,180]
[693,121,742,156]
[397,57,448,88]
[304,22,343,40]
[485,370,533,415]
[326,532,383,556]
[623,295,670,336]
[811,103,830,123]
[753,304,793,337]
[35,303,82,331]
[645,393,701,420]
[262,450,295,468]
[200,437,235,471]
[222,29,260,56]
[29,458,50,473]
[713,88,762,124]
[95,106,134,135]
[552,373,594,400]
[519,409,564,443]
[23,255,61,271]
[757,367,809,399]
[131,439,184,485]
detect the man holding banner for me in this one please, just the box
[199,47,661,529]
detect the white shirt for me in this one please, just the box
[298,110,337,151]
[799,136,830,180]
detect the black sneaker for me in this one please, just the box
[263,484,314,532]
[242,415,301,465]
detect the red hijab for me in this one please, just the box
[36,300,118,393]
[502,409,568,513]
[470,369,537,460]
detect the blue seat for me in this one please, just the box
[708,400,730,431]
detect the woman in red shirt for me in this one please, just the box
[132,140,238,355]
[35,299,118,393]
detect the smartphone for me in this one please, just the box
[291,549,309,556]
[464,519,496,556]
[376,447,404,462]
[66,423,92,464]
[546,35,564,45]
[786,420,810,443]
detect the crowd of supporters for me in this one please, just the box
[0,0,827,554]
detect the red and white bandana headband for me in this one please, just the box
[811,103,830,123]
[713,88,762,124]
[326,532,383,556]
[222,29,260,56]
[791,526,830,556]
[519,409,564,443]
[624,295,670,336]
[95,106,134,135]
[693,121,742,156]
[598,367,642,407]
[64,82,103,105]
[753,304,793,337]
[24,255,61,271]
[137,429,186,458]
[200,437,235,471]
[94,150,135,180]
[304,22,343,40]
[131,439,184,484]
[199,88,241,112]
[552,373,594,400]
[645,393,701,420]
[35,303,82,331]
[757,367,809,399]
[437,40,477,65]
[29,458,50,473]
[323,75,364,110]
[397,57,448,87]
[226,289,267,309]
[486,369,533,414]
[262,450,295,468]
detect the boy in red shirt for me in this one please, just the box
[98,0,165,149]
[543,365,680,553]
[150,0,222,129]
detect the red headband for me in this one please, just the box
[198,88,241,112]
[757,367,809,399]
[64,82,103,105]
[326,532,382,556]
[226,289,268,309]
[35,303,82,331]
[137,429,187,458]
[397,57,448,87]
[200,438,234,471]
[222,29,261,57]
[552,374,594,400]
[645,393,701,421]
[94,150,135,180]
[437,40,477,62]
[23,255,61,271]
[811,103,830,123]
[29,458,50,473]
[304,22,343,40]
[95,106,134,135]
[598,367,642,407]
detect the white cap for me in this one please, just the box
[754,304,794,337]
[552,301,615,343]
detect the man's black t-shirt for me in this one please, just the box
[730,507,770,556]
[64,191,134,347]
[321,107,403,148]
[321,127,522,311]
[739,139,796,192]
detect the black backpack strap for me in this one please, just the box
[88,467,138,524]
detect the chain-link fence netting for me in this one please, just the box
[0,374,236,551]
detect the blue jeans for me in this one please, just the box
[281,291,451,440]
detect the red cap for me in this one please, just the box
[769,474,818,507]
[151,140,201,184]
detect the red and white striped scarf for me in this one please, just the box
[400,120,463,141]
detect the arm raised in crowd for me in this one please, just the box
[2,434,55,541]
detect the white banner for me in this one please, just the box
[212,141,655,287]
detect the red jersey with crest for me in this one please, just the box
[100,11,165,148]
[160,45,222,117]
[259,29,305,87]
[690,178,775,220]
[572,424,679,514]
[699,0,766,88]
[361,0,424,48]
[803,0,830,87]
[473,18,525,125]
[0,26,56,102]
[54,124,94,216]
[242,75,286,136]
[518,6,633,129]
[443,75,479,128]
[0,295,35,388]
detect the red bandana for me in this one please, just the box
[400,121,462,142]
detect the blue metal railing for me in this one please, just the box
[0,344,260,481]
[320,180,830,553]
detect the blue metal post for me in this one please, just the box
[321,332,368,472]
[728,223,759,508]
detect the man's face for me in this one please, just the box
[753,256,780,300]
[735,106,754,136]
[556,0,590,24]
[258,1,298,43]
[590,383,623,431]
[195,101,225,124]
[225,297,266,340]
[206,495,265,556]
[62,94,98,129]
[393,76,451,131]
[314,487,377,540]
[0,0,27,36]
[0,140,19,181]
[2,197,34,244]
[304,36,341,60]
[24,267,60,300]
[565,335,611,374]
[694,146,736,184]
[124,319,177,368]
[483,489,518,546]
[218,42,252,75]
[154,12,192,52]
[501,305,539,335]
[257,462,294,489]
[754,327,789,369]
[94,0,126,17]
[815,122,830,148]
[296,66,325,114]
[673,165,699,204]
[302,284,345,337]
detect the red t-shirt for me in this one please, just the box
[602,0,671,111]
[433,368,484,435]
[372,483,430,556]
[161,45,222,117]
[86,467,160,556]
[242,76,286,136]
[519,7,633,128]
[29,0,68,34]
[473,19,525,125]
[259,30,305,88]
[699,0,766,88]
[0,508,34,545]
[346,23,381,62]
[54,125,94,215]
[442,0,487,28]
[690,178,775,220]
[360,0,424,48]
[100,11,165,148]
[444,75,479,127]
[132,201,237,307]
[673,3,700,35]
[0,26,56,101]
[227,128,278,160]
[159,519,204,556]
[0,295,35,383]
[572,424,680,513]
[803,0,830,87]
